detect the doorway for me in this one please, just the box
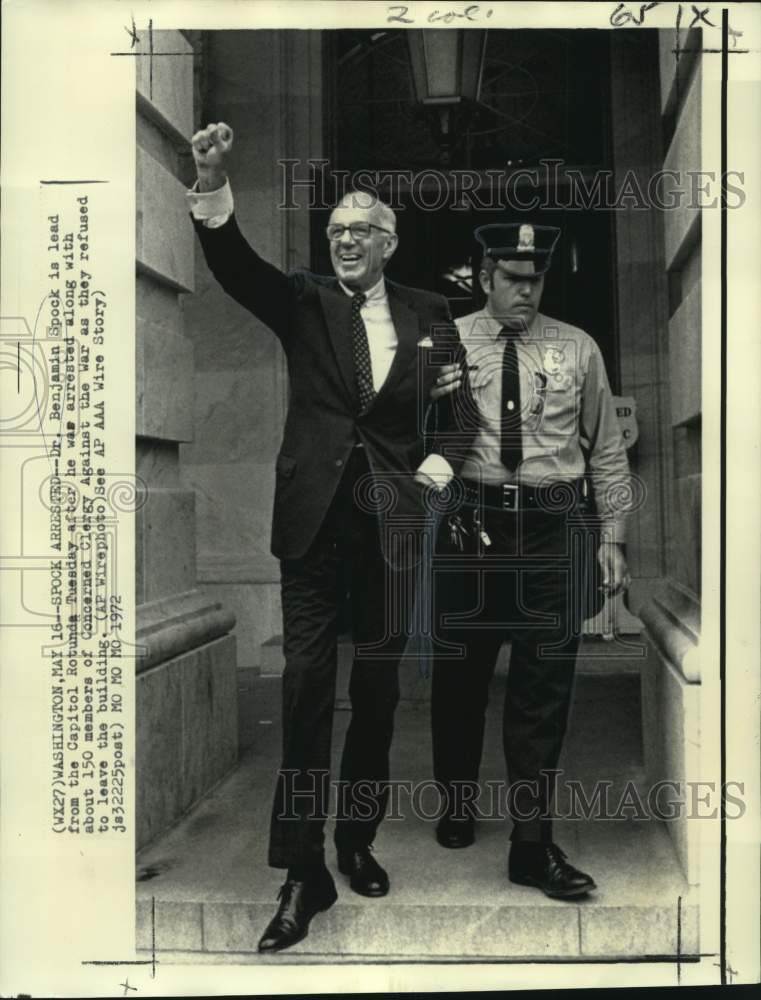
[316,27,619,384]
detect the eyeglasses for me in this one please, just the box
[325,222,394,242]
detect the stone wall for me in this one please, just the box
[635,29,703,884]
[135,30,237,851]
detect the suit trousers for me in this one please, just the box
[268,446,419,869]
[431,501,583,843]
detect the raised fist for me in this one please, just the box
[191,122,234,192]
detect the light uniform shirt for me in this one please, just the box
[187,178,452,483]
[457,307,629,540]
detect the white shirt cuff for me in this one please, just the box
[187,178,234,228]
[415,454,454,490]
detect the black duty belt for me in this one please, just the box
[460,478,591,514]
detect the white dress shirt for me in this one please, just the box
[337,276,396,393]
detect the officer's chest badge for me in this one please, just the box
[541,346,573,389]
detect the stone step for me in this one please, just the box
[136,673,696,961]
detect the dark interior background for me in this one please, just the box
[312,28,619,389]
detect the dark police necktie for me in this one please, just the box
[499,326,523,472]
[351,292,376,413]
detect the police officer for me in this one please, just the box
[430,223,631,899]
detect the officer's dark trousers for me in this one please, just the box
[431,502,582,843]
[268,447,416,869]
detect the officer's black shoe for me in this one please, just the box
[436,812,476,849]
[508,842,596,899]
[257,867,337,953]
[336,844,389,897]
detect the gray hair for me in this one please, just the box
[334,190,397,233]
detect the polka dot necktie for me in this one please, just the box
[499,326,523,472]
[351,292,376,414]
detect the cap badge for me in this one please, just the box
[517,224,535,253]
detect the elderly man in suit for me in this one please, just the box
[429,223,631,899]
[187,123,473,952]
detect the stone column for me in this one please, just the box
[135,30,238,851]
[611,30,702,883]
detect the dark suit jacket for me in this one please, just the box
[194,214,475,560]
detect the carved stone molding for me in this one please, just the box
[639,578,701,682]
[136,589,236,673]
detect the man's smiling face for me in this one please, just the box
[328,198,398,292]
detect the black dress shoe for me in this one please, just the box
[257,868,337,953]
[336,845,389,897]
[508,842,596,900]
[436,813,475,849]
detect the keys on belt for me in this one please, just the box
[472,509,492,548]
[446,511,492,552]
[448,514,467,552]
[455,481,512,553]
[447,478,586,556]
